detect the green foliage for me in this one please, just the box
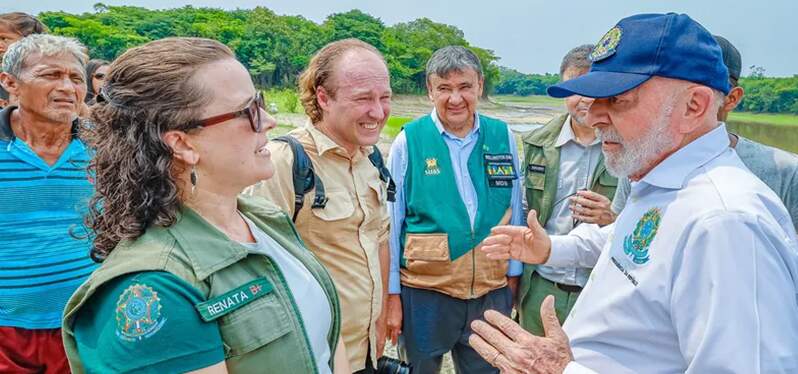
[383,116,413,138]
[39,5,500,95]
[738,76,798,114]
[494,67,559,96]
[262,88,302,114]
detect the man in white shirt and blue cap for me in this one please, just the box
[468,13,798,373]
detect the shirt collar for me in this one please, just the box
[431,108,480,139]
[639,123,730,190]
[0,106,14,141]
[554,115,600,148]
[167,201,251,280]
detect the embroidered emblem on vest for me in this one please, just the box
[424,158,441,175]
[115,283,166,341]
[623,207,661,265]
[195,278,273,322]
[590,26,622,62]
[484,153,516,188]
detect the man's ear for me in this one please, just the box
[162,130,199,166]
[1,72,19,97]
[679,86,714,133]
[723,86,744,113]
[317,86,332,112]
[476,75,485,98]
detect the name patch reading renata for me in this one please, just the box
[195,278,274,321]
[485,153,516,188]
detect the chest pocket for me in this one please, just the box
[216,289,293,357]
[525,172,546,190]
[310,189,354,221]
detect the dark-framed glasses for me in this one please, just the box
[194,91,265,133]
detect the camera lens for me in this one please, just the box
[376,356,411,374]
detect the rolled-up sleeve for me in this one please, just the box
[387,132,409,295]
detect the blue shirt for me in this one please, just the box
[0,107,97,329]
[387,110,523,294]
[549,125,798,373]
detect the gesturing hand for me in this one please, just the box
[469,295,573,374]
[481,210,552,264]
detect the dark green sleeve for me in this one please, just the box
[73,271,225,373]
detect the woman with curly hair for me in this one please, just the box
[61,37,349,374]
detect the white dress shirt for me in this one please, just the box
[547,125,798,373]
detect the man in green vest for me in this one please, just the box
[517,44,618,336]
[385,45,524,373]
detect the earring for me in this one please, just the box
[190,165,198,195]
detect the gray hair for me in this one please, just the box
[2,34,88,77]
[559,44,594,77]
[426,45,483,82]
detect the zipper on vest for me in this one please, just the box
[268,258,320,374]
[470,230,476,298]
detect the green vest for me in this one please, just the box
[519,114,618,303]
[62,196,340,374]
[401,114,514,262]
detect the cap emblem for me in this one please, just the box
[590,26,622,62]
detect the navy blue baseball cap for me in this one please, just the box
[548,13,730,99]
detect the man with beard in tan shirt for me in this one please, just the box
[246,38,391,373]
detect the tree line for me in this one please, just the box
[39,4,500,96]
[38,5,798,114]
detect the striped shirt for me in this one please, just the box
[0,106,97,329]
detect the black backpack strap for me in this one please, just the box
[368,146,396,202]
[273,135,327,221]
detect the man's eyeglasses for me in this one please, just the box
[194,91,266,133]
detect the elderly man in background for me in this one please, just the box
[517,44,618,337]
[386,45,524,373]
[471,13,798,373]
[0,34,95,373]
[246,38,392,373]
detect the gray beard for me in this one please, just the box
[599,102,676,178]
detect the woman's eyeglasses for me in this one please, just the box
[194,91,266,133]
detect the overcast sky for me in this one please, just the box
[4,0,796,76]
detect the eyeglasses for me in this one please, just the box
[194,91,265,133]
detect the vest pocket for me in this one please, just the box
[525,172,546,190]
[218,293,293,357]
[404,233,451,275]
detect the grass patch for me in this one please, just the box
[262,88,301,114]
[490,94,562,107]
[383,116,413,138]
[727,112,798,127]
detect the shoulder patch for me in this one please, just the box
[590,26,623,62]
[115,283,166,341]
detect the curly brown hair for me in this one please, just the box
[84,37,234,261]
[298,38,383,124]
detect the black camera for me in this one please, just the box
[376,356,412,374]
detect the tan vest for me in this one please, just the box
[62,196,341,374]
